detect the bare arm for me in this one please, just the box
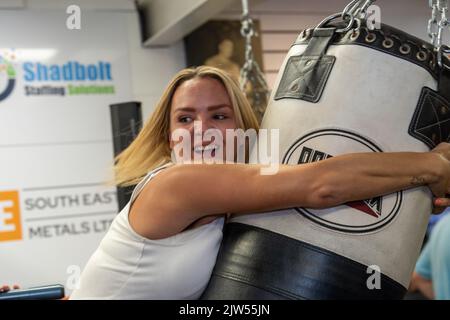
[130,150,448,239]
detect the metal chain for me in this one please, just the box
[437,0,449,49]
[318,0,376,33]
[239,0,269,119]
[342,0,366,19]
[428,0,450,67]
[428,0,449,47]
[428,0,439,45]
[355,0,377,19]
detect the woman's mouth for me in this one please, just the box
[193,144,221,157]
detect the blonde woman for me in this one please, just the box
[70,66,450,299]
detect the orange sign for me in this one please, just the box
[0,191,22,242]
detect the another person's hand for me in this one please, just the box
[429,143,450,214]
[409,272,434,299]
[0,285,20,293]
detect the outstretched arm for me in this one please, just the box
[130,145,450,240]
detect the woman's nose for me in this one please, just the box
[193,117,217,135]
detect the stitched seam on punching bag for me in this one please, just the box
[274,56,333,100]
[409,87,450,149]
[414,90,435,147]
[288,57,325,99]
[424,91,450,142]
[274,55,335,102]
[212,272,305,300]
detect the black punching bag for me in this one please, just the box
[201,13,450,299]
[110,101,142,212]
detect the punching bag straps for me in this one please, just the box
[409,52,450,150]
[274,28,337,103]
[438,55,450,101]
[302,28,336,57]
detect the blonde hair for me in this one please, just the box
[114,66,260,187]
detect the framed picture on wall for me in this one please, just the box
[184,20,267,122]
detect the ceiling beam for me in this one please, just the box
[138,0,238,47]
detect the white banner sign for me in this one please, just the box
[0,8,133,293]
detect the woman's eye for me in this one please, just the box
[179,116,192,123]
[214,114,227,120]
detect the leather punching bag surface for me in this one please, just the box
[201,23,450,299]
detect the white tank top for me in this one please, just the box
[70,163,225,300]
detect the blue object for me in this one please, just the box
[416,213,450,299]
[0,284,65,300]
[426,208,450,236]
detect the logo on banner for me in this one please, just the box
[0,187,117,242]
[283,129,402,233]
[0,52,17,102]
[0,191,22,242]
[0,48,116,102]
[22,60,115,97]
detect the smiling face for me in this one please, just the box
[169,76,238,162]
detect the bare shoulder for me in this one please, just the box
[128,164,184,240]
[127,163,237,239]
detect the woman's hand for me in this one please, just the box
[429,143,450,214]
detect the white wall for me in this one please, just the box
[0,0,187,119]
[0,0,186,289]
[126,12,186,119]
[218,0,449,89]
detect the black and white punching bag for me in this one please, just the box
[201,15,450,299]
